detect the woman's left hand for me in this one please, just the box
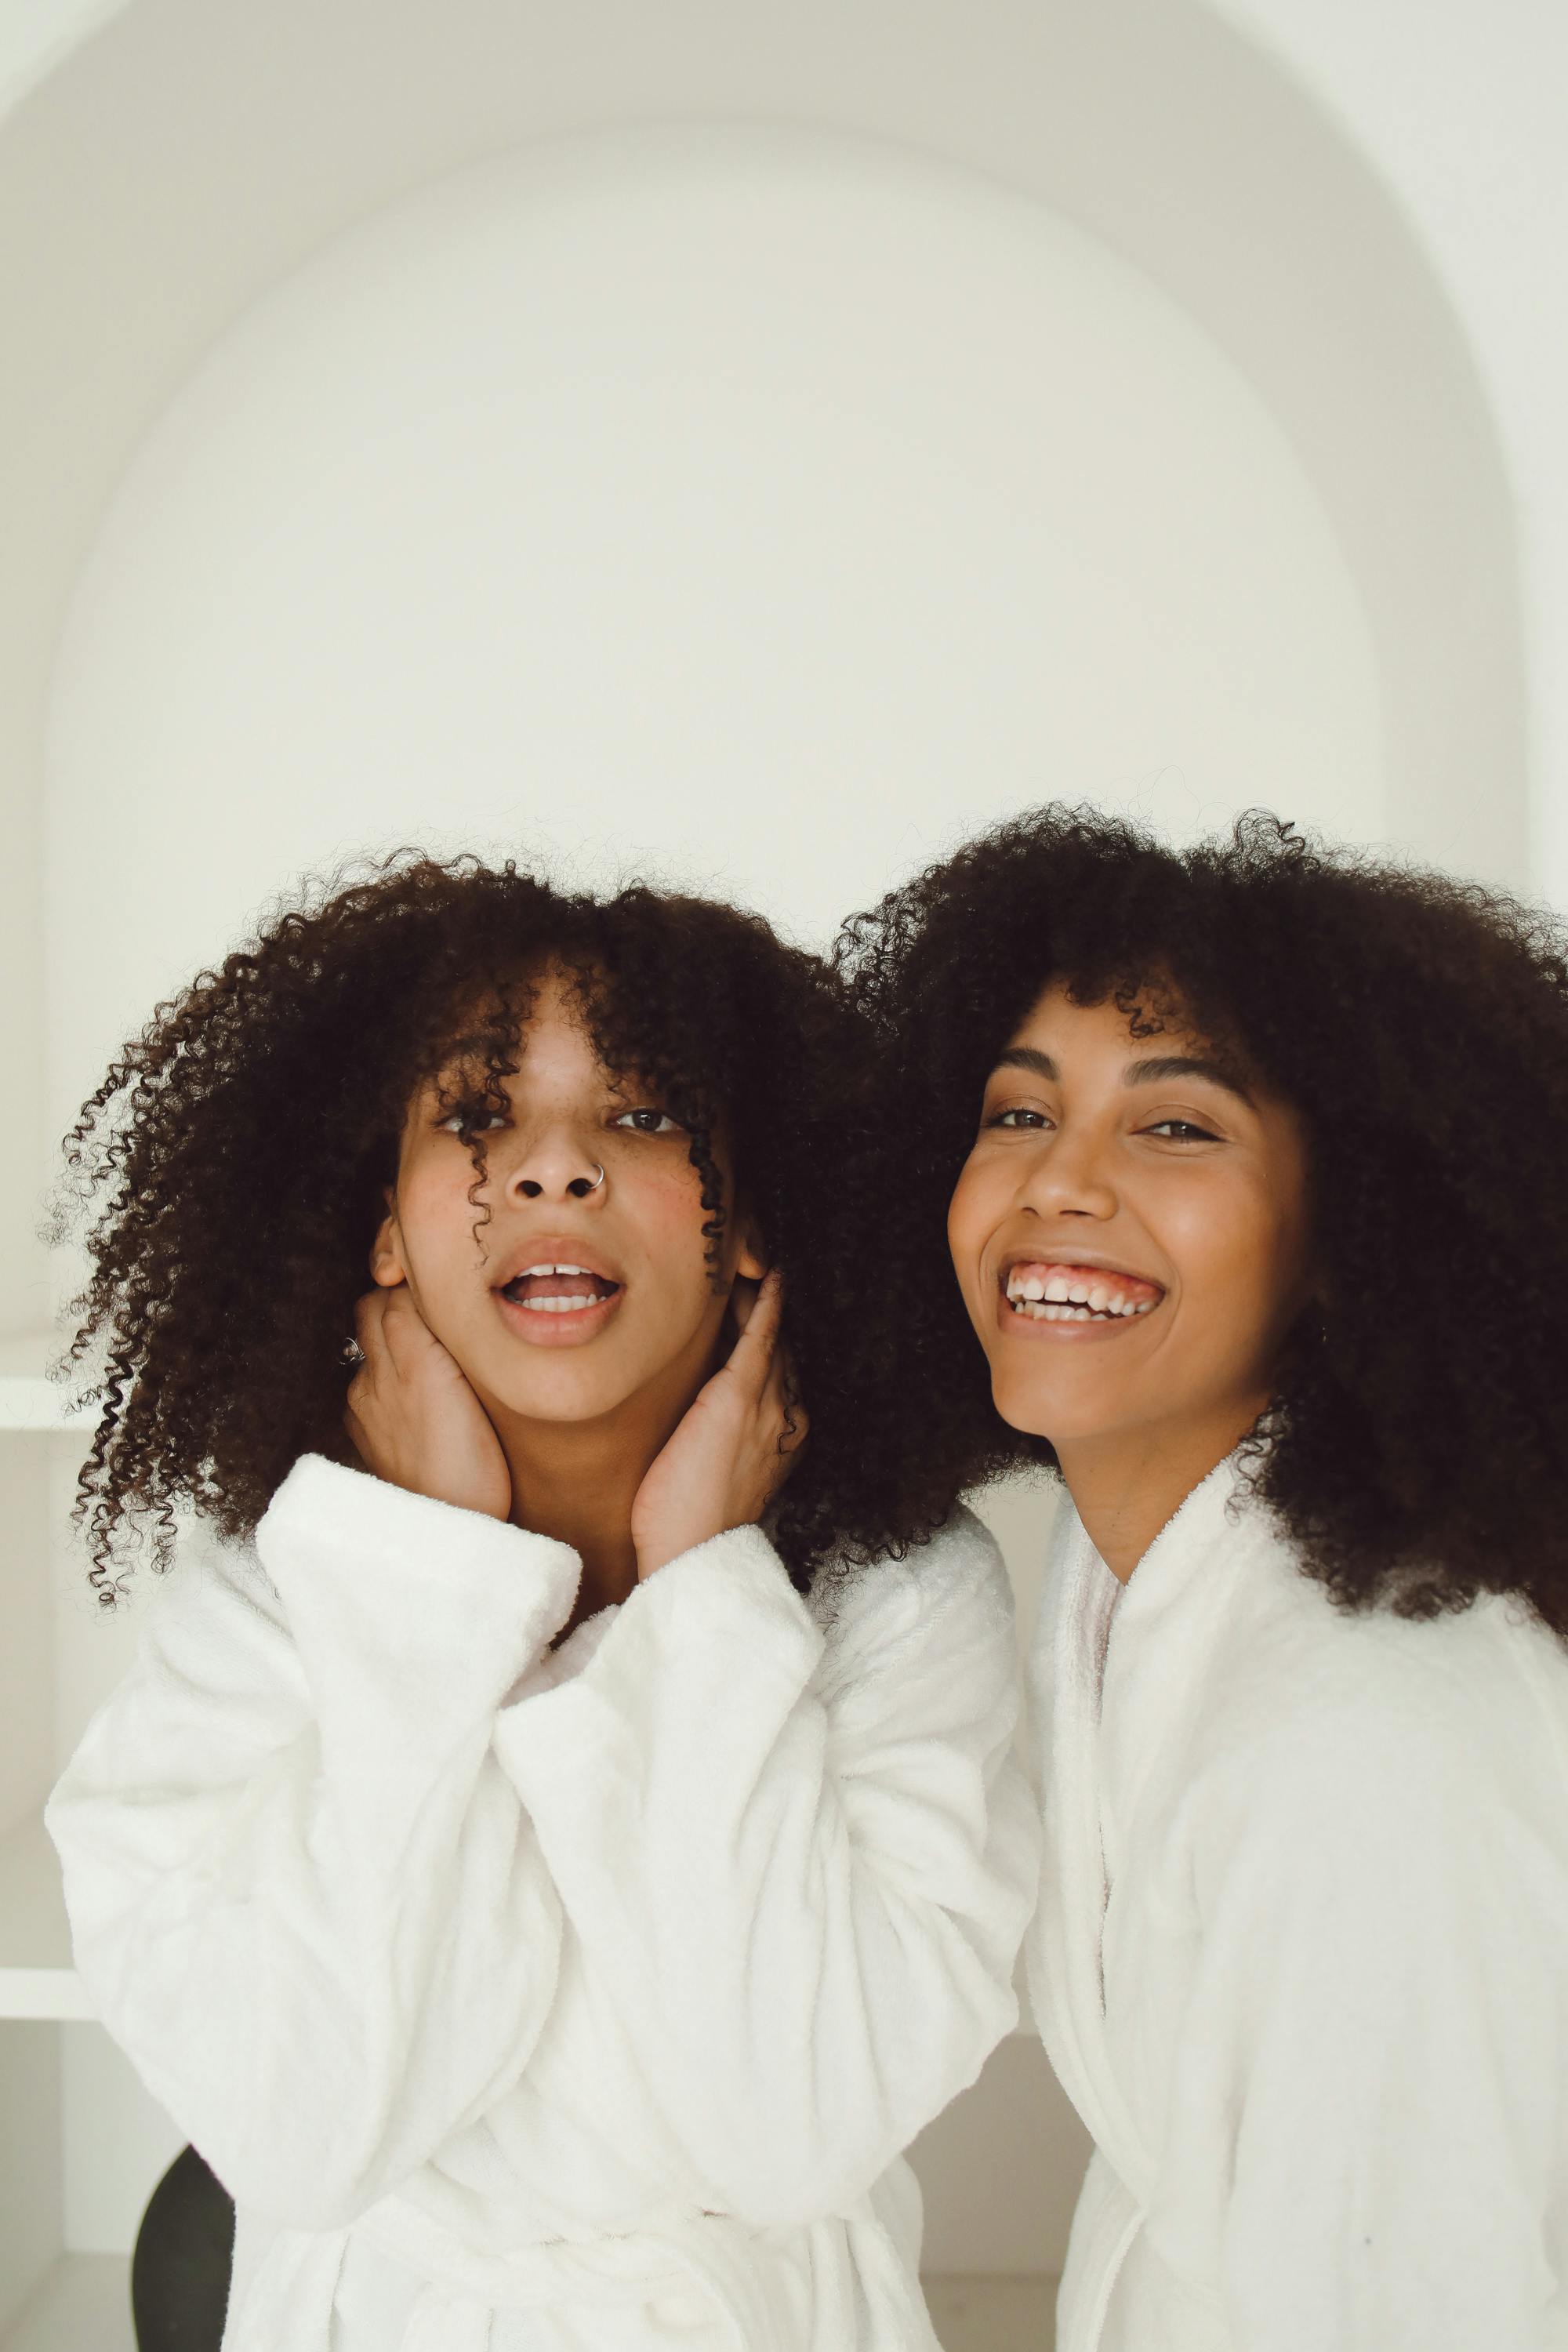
[630,1269,808,1579]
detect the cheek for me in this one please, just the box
[628,1167,724,1302]
[1167,1178,1299,1354]
[946,1160,996,1282]
[393,1156,475,1265]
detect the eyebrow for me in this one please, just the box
[990,1045,1254,1106]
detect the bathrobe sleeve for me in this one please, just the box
[45,1455,580,2230]
[1166,1679,1566,2350]
[494,1505,1041,2223]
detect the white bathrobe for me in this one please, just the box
[1026,1454,1568,2352]
[46,1456,1040,2352]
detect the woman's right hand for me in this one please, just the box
[344,1286,513,1521]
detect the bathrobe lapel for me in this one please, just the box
[1027,1501,1152,2208]
[1027,1457,1275,2350]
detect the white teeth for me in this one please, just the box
[1009,1291,1160,1323]
[1007,1269,1163,1322]
[521,1294,596,1313]
[516,1261,593,1279]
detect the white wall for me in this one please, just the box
[1207,0,1568,907]
[0,0,1535,1335]
[44,123,1384,1120]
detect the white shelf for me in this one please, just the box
[0,1336,81,1432]
[1,2256,132,2352]
[0,1811,91,2022]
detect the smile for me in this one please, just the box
[1002,1259,1163,1325]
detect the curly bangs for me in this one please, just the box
[58,853,927,1600]
[837,805,1568,1639]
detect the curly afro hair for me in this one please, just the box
[59,852,952,1602]
[837,804,1568,1639]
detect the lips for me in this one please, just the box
[492,1236,622,1291]
[489,1236,626,1334]
[1000,1255,1165,1326]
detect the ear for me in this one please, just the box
[369,1194,408,1289]
[734,1215,768,1283]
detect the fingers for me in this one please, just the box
[727,1265,785,1388]
[355,1281,441,1379]
[353,1290,387,1352]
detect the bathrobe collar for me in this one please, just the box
[1028,1451,1262,2210]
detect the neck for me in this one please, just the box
[485,1333,724,1632]
[1054,1398,1265,1583]
[488,1405,667,1628]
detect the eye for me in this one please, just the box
[1143,1118,1221,1143]
[437,1109,508,1134]
[987,1105,1054,1131]
[612,1107,683,1136]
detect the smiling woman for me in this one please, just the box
[838,804,1568,2351]
[949,986,1312,1578]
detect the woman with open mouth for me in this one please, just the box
[840,805,1568,2352]
[45,854,1040,2352]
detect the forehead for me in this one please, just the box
[434,966,602,1076]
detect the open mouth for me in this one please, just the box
[1003,1260,1163,1324]
[499,1264,622,1316]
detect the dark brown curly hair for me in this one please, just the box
[837,804,1568,1639]
[57,853,956,1602]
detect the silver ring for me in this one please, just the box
[586,1163,605,1190]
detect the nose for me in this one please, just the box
[499,1125,605,1205]
[1017,1123,1117,1221]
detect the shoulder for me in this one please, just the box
[1185,1561,1568,1874]
[807,1503,1011,1638]
[805,1506,1018,1709]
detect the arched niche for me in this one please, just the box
[0,0,1526,1298]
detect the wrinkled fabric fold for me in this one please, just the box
[224,2190,940,2352]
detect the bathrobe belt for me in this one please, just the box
[223,2189,935,2351]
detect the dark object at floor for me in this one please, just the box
[131,2144,235,2350]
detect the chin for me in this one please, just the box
[489,1371,633,1424]
[988,1369,1097,1446]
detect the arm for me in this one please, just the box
[494,1506,1041,2223]
[1159,1684,1563,2349]
[45,1457,579,2229]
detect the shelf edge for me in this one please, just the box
[0,1966,94,2022]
